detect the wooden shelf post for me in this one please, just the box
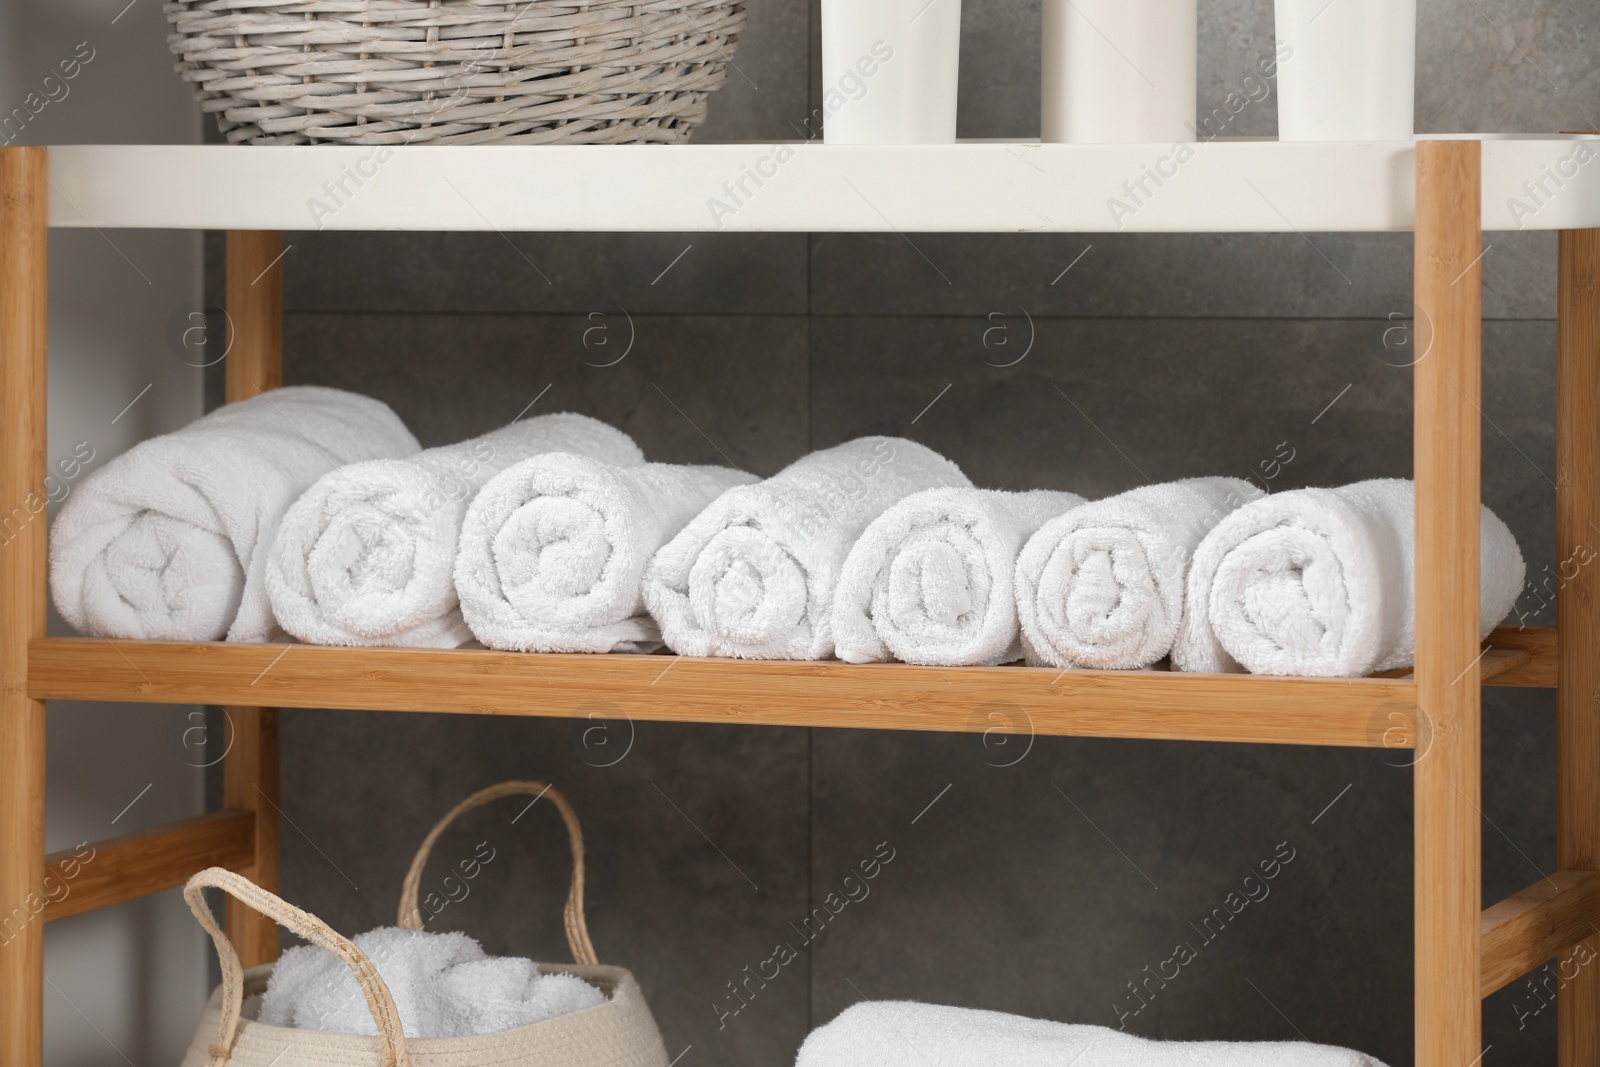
[0,145,48,1067]
[1413,140,1485,1067]
[222,231,284,967]
[1557,223,1600,1062]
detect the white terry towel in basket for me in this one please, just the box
[266,414,644,648]
[797,1002,1390,1067]
[1172,478,1526,676]
[455,454,757,653]
[1014,477,1257,670]
[832,487,1085,666]
[49,386,419,643]
[258,926,605,1038]
[643,437,972,660]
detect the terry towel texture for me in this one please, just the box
[1015,478,1258,670]
[267,414,644,648]
[1173,478,1525,676]
[50,387,419,642]
[644,437,971,660]
[456,454,756,653]
[833,487,1086,666]
[258,926,604,1038]
[797,1002,1389,1067]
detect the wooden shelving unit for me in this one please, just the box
[3,135,1599,1067]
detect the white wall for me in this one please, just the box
[3,2,210,1064]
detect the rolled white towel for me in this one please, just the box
[266,414,644,648]
[797,1002,1389,1067]
[456,454,757,653]
[1015,477,1259,670]
[832,487,1086,666]
[49,386,419,642]
[644,437,971,660]
[1172,478,1525,676]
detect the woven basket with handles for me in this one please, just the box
[179,781,668,1067]
[163,1,747,145]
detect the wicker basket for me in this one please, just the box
[164,0,747,146]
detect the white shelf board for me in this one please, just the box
[45,134,1600,234]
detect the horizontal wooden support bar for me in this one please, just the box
[1384,628,1556,686]
[1481,869,1600,997]
[1386,646,1533,684]
[28,638,1418,749]
[1483,625,1558,687]
[41,810,255,923]
[1480,646,1535,683]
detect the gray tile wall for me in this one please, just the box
[220,1,1596,1063]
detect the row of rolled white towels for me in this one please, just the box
[49,386,1526,677]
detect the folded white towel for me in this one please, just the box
[1015,478,1258,670]
[832,488,1086,666]
[257,926,604,1039]
[456,454,757,653]
[1173,478,1525,676]
[797,1002,1389,1067]
[644,437,971,660]
[266,414,644,648]
[49,387,419,642]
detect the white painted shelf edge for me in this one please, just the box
[46,134,1600,234]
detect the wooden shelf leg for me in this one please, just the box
[0,147,49,1067]
[222,706,280,965]
[223,231,284,968]
[1557,225,1600,1063]
[1414,140,1484,1067]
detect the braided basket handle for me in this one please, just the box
[183,867,411,1067]
[396,780,597,965]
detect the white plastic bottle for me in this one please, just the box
[1041,0,1198,144]
[821,0,963,144]
[1274,0,1416,141]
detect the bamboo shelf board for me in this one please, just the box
[31,635,1423,749]
[44,135,1600,234]
[30,628,1547,748]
